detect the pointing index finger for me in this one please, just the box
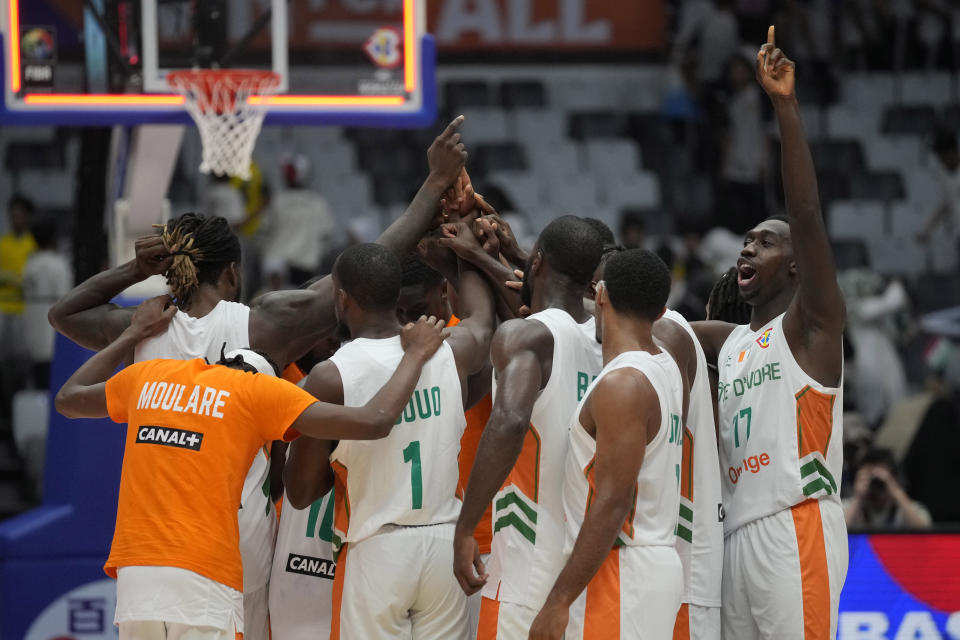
[767,25,775,46]
[441,115,465,138]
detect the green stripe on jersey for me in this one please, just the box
[495,491,538,524]
[494,512,536,544]
[678,503,693,523]
[675,523,693,543]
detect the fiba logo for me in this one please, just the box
[756,327,774,349]
[364,27,402,69]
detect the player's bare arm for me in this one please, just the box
[529,369,659,640]
[453,318,552,595]
[55,295,177,418]
[653,317,696,424]
[249,116,468,366]
[690,320,737,368]
[283,360,342,509]
[440,258,496,406]
[759,26,844,386]
[47,236,173,351]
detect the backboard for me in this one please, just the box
[0,0,435,127]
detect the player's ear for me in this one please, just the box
[655,305,666,321]
[531,250,544,276]
[594,280,607,307]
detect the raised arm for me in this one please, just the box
[529,371,659,639]
[453,319,552,595]
[48,236,173,351]
[759,27,845,380]
[444,258,496,379]
[248,117,468,367]
[55,296,176,418]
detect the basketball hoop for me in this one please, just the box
[167,69,281,180]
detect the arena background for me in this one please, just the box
[1,1,959,638]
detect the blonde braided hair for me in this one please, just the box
[153,221,204,306]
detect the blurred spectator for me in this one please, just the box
[717,54,768,233]
[231,161,270,301]
[22,220,72,389]
[843,447,932,529]
[839,269,910,428]
[619,211,647,249]
[918,129,960,244]
[201,173,245,227]
[0,195,37,415]
[672,0,740,86]
[261,153,335,287]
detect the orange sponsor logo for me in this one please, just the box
[728,452,771,484]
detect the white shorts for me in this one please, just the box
[118,621,239,640]
[673,603,720,640]
[242,583,268,640]
[331,523,468,640]
[476,597,537,640]
[721,499,848,640]
[567,546,683,640]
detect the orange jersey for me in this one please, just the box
[104,358,316,591]
[282,363,306,384]
[450,315,494,554]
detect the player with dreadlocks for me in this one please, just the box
[707,267,752,325]
[48,117,469,640]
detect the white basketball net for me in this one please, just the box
[167,70,281,181]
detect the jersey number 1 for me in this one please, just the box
[403,440,423,510]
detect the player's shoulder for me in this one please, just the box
[493,316,553,351]
[591,366,655,407]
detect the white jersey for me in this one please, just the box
[268,489,336,640]
[483,309,603,610]
[717,313,844,535]
[328,336,466,547]
[663,310,724,607]
[133,299,276,591]
[564,349,685,548]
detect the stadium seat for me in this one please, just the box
[474,142,528,175]
[500,80,547,109]
[544,172,600,216]
[902,167,942,213]
[485,171,544,217]
[526,140,581,178]
[863,136,924,171]
[817,171,852,205]
[868,236,927,277]
[553,79,620,112]
[603,171,662,211]
[459,108,511,144]
[826,105,876,141]
[568,111,627,140]
[510,109,567,146]
[881,105,937,137]
[17,170,74,209]
[312,142,356,177]
[321,173,373,212]
[828,200,886,241]
[583,139,641,176]
[355,145,418,180]
[831,239,871,270]
[890,201,927,237]
[444,80,495,109]
[849,171,905,202]
[901,73,952,107]
[940,105,960,133]
[372,175,417,207]
[810,140,865,175]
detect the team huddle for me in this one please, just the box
[50,30,847,640]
